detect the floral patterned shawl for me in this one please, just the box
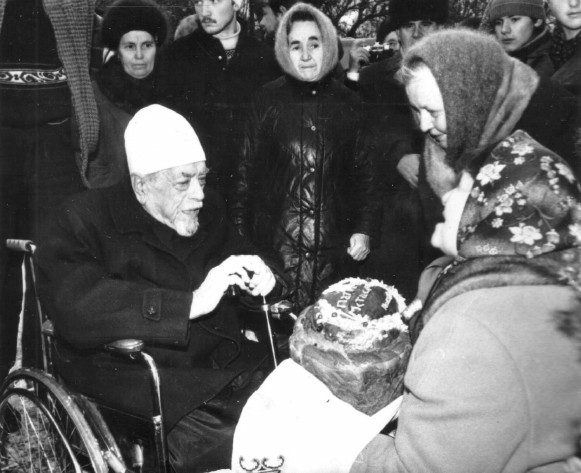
[458,130,581,259]
[412,130,581,344]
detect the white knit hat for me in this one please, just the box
[125,104,205,176]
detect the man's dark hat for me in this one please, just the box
[389,0,449,30]
[102,0,168,50]
[376,16,395,43]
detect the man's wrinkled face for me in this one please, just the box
[397,19,440,52]
[548,0,581,39]
[194,0,238,36]
[137,162,208,237]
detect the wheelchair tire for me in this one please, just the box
[0,368,109,473]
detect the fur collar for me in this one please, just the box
[95,56,156,116]
[413,248,581,359]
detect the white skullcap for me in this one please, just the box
[125,104,205,176]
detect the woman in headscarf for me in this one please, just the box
[87,0,167,188]
[488,0,554,78]
[231,3,378,311]
[350,29,581,473]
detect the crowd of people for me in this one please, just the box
[2,0,581,471]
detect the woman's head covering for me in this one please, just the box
[488,0,546,22]
[458,130,581,259]
[274,2,338,82]
[101,0,168,50]
[402,29,539,174]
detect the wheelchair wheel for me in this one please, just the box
[0,368,108,473]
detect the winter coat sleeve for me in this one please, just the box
[351,293,529,473]
[349,108,381,239]
[230,91,266,238]
[36,200,193,350]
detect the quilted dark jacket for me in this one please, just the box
[231,75,379,310]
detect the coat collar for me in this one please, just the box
[186,26,256,63]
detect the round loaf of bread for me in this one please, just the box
[290,278,411,415]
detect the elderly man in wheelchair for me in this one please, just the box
[6,104,286,473]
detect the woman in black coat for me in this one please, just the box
[231,3,378,310]
[86,0,167,188]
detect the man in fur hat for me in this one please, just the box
[156,0,280,204]
[36,105,286,473]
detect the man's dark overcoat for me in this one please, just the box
[36,181,276,429]
[155,29,280,200]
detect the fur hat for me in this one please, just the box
[376,16,396,43]
[125,105,205,176]
[275,3,339,82]
[389,0,449,30]
[101,0,168,50]
[488,0,546,22]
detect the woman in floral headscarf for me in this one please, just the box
[350,29,581,473]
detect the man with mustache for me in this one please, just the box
[156,0,280,204]
[36,105,285,473]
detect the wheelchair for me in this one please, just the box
[0,239,294,473]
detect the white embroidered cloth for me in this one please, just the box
[231,359,402,473]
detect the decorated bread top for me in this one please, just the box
[303,278,407,351]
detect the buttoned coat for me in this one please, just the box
[231,75,378,310]
[36,181,278,428]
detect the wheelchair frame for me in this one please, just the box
[0,239,168,473]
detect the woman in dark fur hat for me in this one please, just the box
[87,0,168,188]
[350,29,581,473]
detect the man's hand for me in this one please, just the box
[347,233,370,261]
[190,255,276,319]
[396,153,421,188]
[348,39,372,74]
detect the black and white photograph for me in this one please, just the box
[1,0,581,472]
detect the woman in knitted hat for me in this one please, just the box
[487,0,554,78]
[87,0,168,188]
[349,28,581,473]
[231,3,378,312]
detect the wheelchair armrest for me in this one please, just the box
[104,339,145,356]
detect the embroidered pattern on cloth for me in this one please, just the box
[0,67,67,84]
[458,130,581,259]
[239,456,284,472]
